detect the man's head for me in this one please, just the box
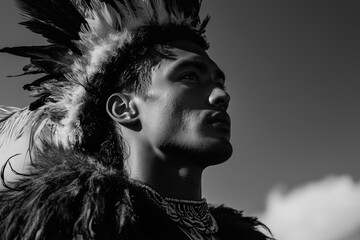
[0,0,231,170]
[106,39,232,167]
[77,25,213,167]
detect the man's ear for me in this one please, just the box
[106,93,138,124]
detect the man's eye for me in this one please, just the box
[181,72,199,81]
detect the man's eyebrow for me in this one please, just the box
[172,57,226,82]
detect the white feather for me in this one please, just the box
[1,0,206,157]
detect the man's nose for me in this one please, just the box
[208,87,230,111]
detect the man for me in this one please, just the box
[0,0,272,239]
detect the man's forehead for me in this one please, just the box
[164,41,224,80]
[168,40,210,58]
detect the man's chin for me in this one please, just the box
[204,141,233,166]
[159,138,232,166]
[186,140,233,166]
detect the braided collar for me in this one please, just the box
[134,181,219,240]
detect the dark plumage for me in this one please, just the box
[0,145,132,240]
[0,145,273,240]
[15,0,86,44]
[1,0,85,93]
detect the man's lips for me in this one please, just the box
[208,112,231,129]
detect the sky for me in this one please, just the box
[0,1,359,239]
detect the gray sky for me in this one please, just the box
[201,0,360,211]
[0,1,359,238]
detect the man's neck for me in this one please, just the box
[133,166,203,200]
[126,146,204,200]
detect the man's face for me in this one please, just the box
[135,40,232,166]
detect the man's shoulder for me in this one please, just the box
[0,146,131,239]
[209,205,273,240]
[0,145,128,196]
[0,148,273,240]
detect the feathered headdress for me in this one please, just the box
[0,0,209,172]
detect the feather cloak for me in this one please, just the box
[0,145,272,240]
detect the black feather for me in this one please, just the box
[163,0,201,20]
[0,45,75,74]
[19,20,81,54]
[15,0,86,43]
[23,75,56,91]
[28,94,51,110]
[210,205,274,240]
[199,15,210,34]
[22,63,42,73]
[0,45,67,61]
[6,70,43,78]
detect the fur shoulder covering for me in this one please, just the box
[0,146,274,240]
[210,205,274,240]
[0,146,133,240]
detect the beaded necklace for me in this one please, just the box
[138,182,219,240]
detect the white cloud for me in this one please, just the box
[259,175,360,240]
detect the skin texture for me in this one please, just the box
[107,40,232,200]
